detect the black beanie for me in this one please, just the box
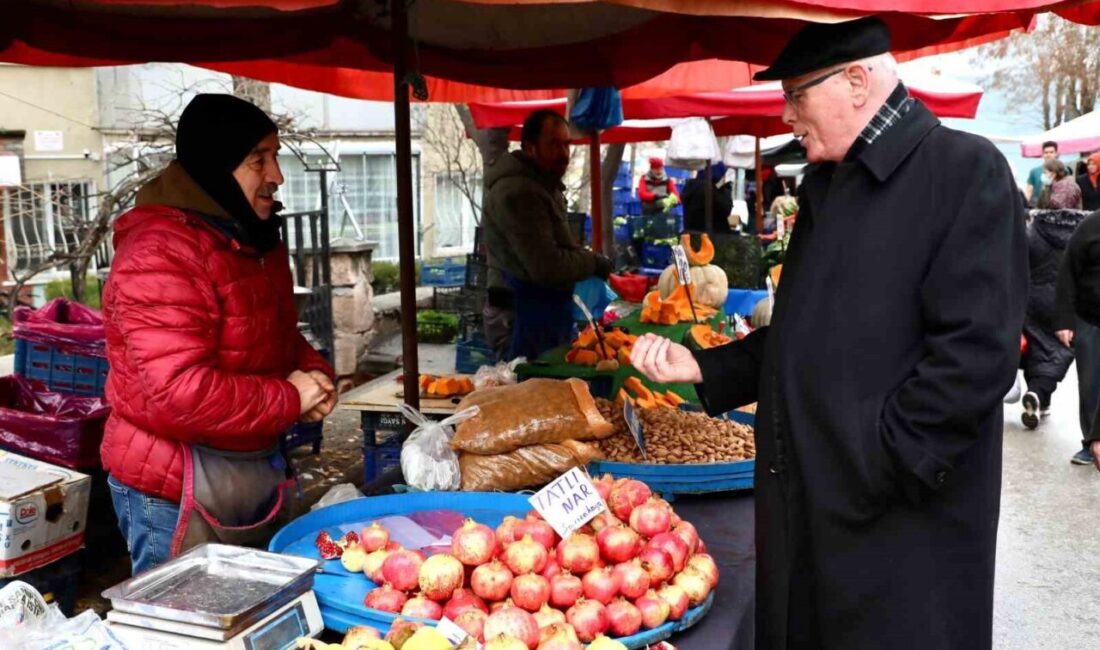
[176,94,282,253]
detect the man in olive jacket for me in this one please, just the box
[482,110,612,360]
[630,18,1027,649]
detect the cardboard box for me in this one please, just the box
[0,451,90,577]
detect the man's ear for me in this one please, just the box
[846,63,873,109]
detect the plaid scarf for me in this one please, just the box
[845,82,914,162]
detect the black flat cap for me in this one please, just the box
[754,16,891,81]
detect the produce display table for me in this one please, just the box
[339,369,461,445]
[516,308,727,402]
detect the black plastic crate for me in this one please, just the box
[465,254,488,290]
[460,313,484,341]
[435,287,485,316]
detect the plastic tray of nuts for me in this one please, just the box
[589,402,756,498]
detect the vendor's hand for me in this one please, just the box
[1057,329,1074,347]
[288,370,328,416]
[632,333,703,384]
[303,370,338,421]
[1092,441,1100,472]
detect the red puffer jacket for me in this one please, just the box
[101,163,331,503]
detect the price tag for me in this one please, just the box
[623,397,646,459]
[529,467,608,539]
[437,617,473,648]
[671,245,691,286]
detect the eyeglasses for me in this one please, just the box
[782,67,846,105]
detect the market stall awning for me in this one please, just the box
[1,1,1078,96]
[1021,110,1100,157]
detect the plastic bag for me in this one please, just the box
[572,278,617,321]
[451,378,614,456]
[667,118,720,170]
[569,87,624,132]
[1,581,127,650]
[12,298,106,358]
[0,375,110,469]
[459,440,601,491]
[310,483,364,511]
[400,404,480,491]
[473,357,525,390]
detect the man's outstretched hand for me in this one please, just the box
[631,333,703,384]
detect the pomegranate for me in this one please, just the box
[385,619,423,648]
[541,559,562,580]
[673,567,711,606]
[510,574,551,612]
[696,539,708,555]
[612,560,650,600]
[343,625,382,648]
[504,535,549,575]
[383,550,426,592]
[607,479,651,521]
[471,560,514,602]
[669,511,683,527]
[341,542,368,573]
[628,499,672,538]
[589,512,620,533]
[605,599,643,637]
[671,521,699,555]
[525,509,544,522]
[401,595,443,620]
[634,590,670,629]
[687,553,719,589]
[453,519,498,566]
[581,568,619,605]
[496,516,523,547]
[587,636,629,650]
[645,533,689,573]
[483,604,541,650]
[455,609,488,642]
[364,548,393,583]
[538,626,582,650]
[657,584,690,620]
[638,547,675,585]
[419,553,465,601]
[593,474,615,502]
[523,520,558,551]
[364,585,408,613]
[491,600,509,614]
[361,522,390,553]
[556,534,600,575]
[549,573,584,609]
[385,541,403,552]
[596,525,641,564]
[485,636,530,650]
[444,588,489,619]
[565,599,609,643]
[533,603,566,629]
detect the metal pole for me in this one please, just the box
[754,137,764,235]
[589,134,602,252]
[393,0,420,412]
[704,160,714,234]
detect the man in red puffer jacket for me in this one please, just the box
[102,94,335,574]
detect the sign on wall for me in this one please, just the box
[32,131,64,152]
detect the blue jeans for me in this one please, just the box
[108,474,181,575]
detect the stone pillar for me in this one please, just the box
[320,239,377,384]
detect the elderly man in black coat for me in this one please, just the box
[630,17,1027,650]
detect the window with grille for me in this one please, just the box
[434,173,481,253]
[2,181,96,276]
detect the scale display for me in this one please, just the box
[245,602,307,650]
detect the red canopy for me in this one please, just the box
[469,69,984,141]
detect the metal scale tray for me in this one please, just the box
[103,544,319,635]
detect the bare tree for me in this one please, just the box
[418,104,488,222]
[979,14,1100,130]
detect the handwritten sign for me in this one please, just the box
[436,617,473,648]
[671,245,691,286]
[529,467,607,539]
[623,397,646,459]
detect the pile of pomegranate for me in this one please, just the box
[313,477,718,650]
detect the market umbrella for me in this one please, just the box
[1020,110,1100,157]
[3,0,1092,409]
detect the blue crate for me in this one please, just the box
[420,259,466,287]
[283,420,323,455]
[613,188,633,204]
[15,339,108,396]
[628,199,643,216]
[455,335,494,374]
[633,213,681,240]
[364,443,402,484]
[0,551,82,615]
[666,167,692,180]
[641,243,673,268]
[614,222,631,243]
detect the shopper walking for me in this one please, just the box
[1037,158,1082,211]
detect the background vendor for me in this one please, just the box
[482,109,613,361]
[101,94,336,575]
[638,156,680,215]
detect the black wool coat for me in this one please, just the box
[693,102,1027,650]
[1022,209,1085,382]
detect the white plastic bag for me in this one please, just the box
[311,483,364,511]
[1,581,127,650]
[399,404,479,491]
[667,118,720,170]
[474,357,525,390]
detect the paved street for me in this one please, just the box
[997,363,1100,649]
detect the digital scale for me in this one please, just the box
[102,544,324,650]
[106,590,323,650]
